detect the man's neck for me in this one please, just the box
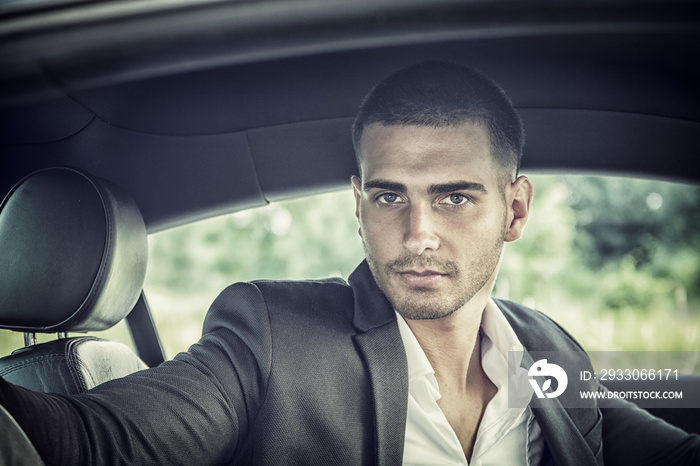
[402,295,496,461]
[403,300,484,390]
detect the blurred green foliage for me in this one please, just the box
[497,175,700,312]
[494,175,700,370]
[2,175,699,369]
[147,190,365,291]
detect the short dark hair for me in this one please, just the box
[352,61,524,180]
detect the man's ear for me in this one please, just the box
[504,175,534,242]
[351,175,363,236]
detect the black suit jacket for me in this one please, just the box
[2,261,698,465]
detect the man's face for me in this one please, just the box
[352,122,531,320]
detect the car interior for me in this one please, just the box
[1,0,699,453]
[0,167,149,393]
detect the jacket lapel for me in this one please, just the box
[499,301,602,466]
[530,400,599,466]
[354,326,407,466]
[518,350,597,466]
[350,261,408,466]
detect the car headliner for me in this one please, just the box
[1,0,699,232]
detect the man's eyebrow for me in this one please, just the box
[428,181,488,195]
[362,179,407,193]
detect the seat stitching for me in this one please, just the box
[66,339,93,391]
[0,354,67,375]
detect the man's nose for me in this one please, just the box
[402,203,440,255]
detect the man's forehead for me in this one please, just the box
[357,122,497,183]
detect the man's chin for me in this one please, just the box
[372,268,465,319]
[391,291,463,321]
[395,304,460,321]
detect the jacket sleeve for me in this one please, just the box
[599,386,700,466]
[0,282,273,465]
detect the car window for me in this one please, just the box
[1,175,698,371]
[141,175,700,366]
[496,175,700,373]
[143,190,366,357]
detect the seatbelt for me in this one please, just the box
[126,292,166,367]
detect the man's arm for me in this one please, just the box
[0,282,273,465]
[600,387,700,466]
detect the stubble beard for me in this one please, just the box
[362,231,505,321]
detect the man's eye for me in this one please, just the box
[443,194,469,205]
[378,193,399,204]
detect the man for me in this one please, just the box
[350,62,534,464]
[1,61,698,465]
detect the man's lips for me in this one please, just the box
[399,269,444,276]
[396,269,447,287]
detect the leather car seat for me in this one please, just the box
[0,167,149,394]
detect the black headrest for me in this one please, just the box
[0,167,148,333]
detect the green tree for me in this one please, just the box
[564,176,700,310]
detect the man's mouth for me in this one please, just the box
[397,269,447,287]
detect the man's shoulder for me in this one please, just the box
[493,297,586,353]
[212,277,356,323]
[217,276,350,298]
[251,276,349,289]
[249,277,352,305]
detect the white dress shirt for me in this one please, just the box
[396,298,543,465]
